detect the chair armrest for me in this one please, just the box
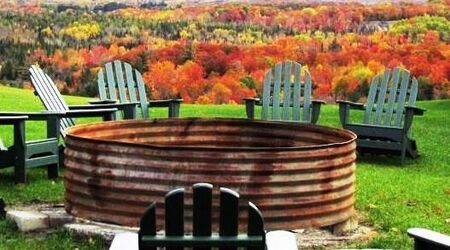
[70,103,138,119]
[337,100,364,126]
[69,103,138,110]
[407,228,450,249]
[63,109,117,118]
[0,112,63,139]
[405,106,426,116]
[148,99,183,107]
[148,99,183,118]
[312,100,326,105]
[0,111,65,121]
[243,98,261,119]
[310,100,324,124]
[242,97,261,102]
[336,100,365,110]
[0,115,29,124]
[88,99,117,105]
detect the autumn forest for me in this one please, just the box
[0,1,449,104]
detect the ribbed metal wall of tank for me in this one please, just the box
[64,118,357,230]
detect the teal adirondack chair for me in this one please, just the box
[337,67,425,164]
[96,60,183,119]
[244,60,324,123]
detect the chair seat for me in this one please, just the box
[26,138,58,145]
[345,123,404,142]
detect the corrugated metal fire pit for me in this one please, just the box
[64,118,357,230]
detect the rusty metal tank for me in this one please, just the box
[64,118,357,230]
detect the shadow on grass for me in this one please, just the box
[356,153,416,167]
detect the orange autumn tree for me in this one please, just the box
[143,60,179,99]
[176,61,208,103]
[143,60,208,102]
[199,68,256,104]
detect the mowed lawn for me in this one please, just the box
[0,85,449,250]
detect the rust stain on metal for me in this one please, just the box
[64,118,357,230]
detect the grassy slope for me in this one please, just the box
[0,85,449,249]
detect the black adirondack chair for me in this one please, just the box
[96,60,183,119]
[138,183,265,250]
[407,228,450,250]
[337,67,425,164]
[244,60,324,123]
[29,65,118,138]
[0,114,61,183]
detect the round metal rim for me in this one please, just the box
[65,117,357,151]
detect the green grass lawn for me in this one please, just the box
[0,85,449,249]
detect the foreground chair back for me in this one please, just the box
[97,60,182,118]
[244,60,323,123]
[337,67,425,164]
[139,183,265,250]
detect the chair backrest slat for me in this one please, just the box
[374,69,391,125]
[193,183,213,237]
[139,203,157,250]
[271,63,283,120]
[248,202,264,236]
[363,75,380,124]
[383,67,401,126]
[282,61,292,120]
[408,77,418,107]
[292,63,302,121]
[193,183,213,250]
[104,62,118,101]
[394,70,411,126]
[113,60,128,103]
[219,188,239,236]
[29,66,75,136]
[124,62,138,103]
[261,71,272,120]
[165,188,185,238]
[135,70,149,119]
[97,70,108,100]
[302,72,312,122]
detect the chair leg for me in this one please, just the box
[14,120,26,183]
[15,157,26,183]
[401,139,407,165]
[406,138,419,159]
[47,163,58,179]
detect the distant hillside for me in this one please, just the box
[15,0,428,7]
